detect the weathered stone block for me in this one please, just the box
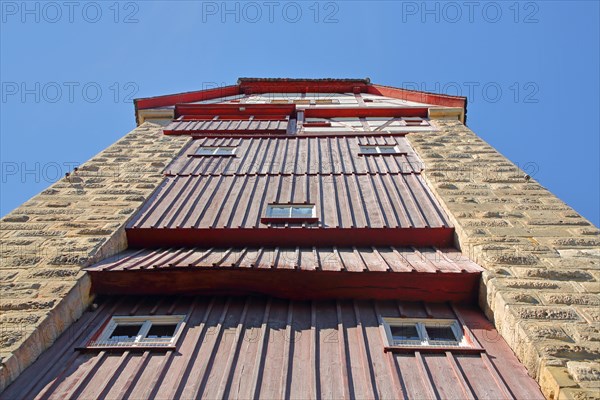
[409,119,600,396]
[0,122,191,392]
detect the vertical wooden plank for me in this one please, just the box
[336,301,352,400]
[250,298,272,399]
[445,352,476,400]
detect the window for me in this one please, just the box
[314,99,339,105]
[359,145,403,155]
[383,318,466,348]
[195,146,237,156]
[303,119,332,128]
[262,204,317,223]
[88,315,185,348]
[403,117,429,126]
[270,99,339,105]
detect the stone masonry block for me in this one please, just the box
[0,122,190,392]
[409,119,600,397]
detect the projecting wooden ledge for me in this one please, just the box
[85,246,483,302]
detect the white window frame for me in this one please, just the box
[382,318,467,348]
[195,146,237,156]
[359,145,402,155]
[90,315,185,348]
[265,204,316,219]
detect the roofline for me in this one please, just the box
[238,77,372,84]
[133,78,468,124]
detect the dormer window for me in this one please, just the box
[262,204,317,223]
[359,145,403,155]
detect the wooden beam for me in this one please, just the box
[125,227,455,249]
[88,269,481,303]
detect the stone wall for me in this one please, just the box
[0,122,190,391]
[408,119,599,400]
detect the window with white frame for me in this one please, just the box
[359,145,402,155]
[383,318,466,347]
[195,146,237,156]
[264,204,316,221]
[89,315,185,348]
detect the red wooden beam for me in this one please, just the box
[186,132,410,139]
[135,85,240,110]
[164,127,288,135]
[125,227,455,248]
[368,84,466,108]
[88,268,481,303]
[239,80,369,94]
[175,103,296,118]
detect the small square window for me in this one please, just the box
[390,324,420,344]
[194,146,237,156]
[88,315,185,349]
[383,318,465,349]
[426,326,458,344]
[360,146,379,154]
[268,206,290,218]
[378,146,398,154]
[263,204,317,223]
[146,324,178,340]
[109,324,143,342]
[359,145,402,155]
[292,206,314,217]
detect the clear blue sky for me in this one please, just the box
[1,1,599,226]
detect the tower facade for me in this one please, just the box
[1,79,598,399]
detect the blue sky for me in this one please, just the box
[1,1,599,226]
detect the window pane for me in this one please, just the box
[360,146,378,154]
[291,206,314,218]
[378,146,398,154]
[215,147,235,155]
[146,324,177,339]
[391,325,420,342]
[197,147,216,155]
[404,118,424,126]
[426,326,457,342]
[110,324,143,341]
[268,206,290,218]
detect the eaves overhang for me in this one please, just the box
[133,78,468,125]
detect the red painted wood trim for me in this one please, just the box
[187,132,410,139]
[368,84,466,108]
[164,128,288,135]
[135,81,466,112]
[175,103,296,118]
[88,269,481,302]
[125,227,455,248]
[239,81,369,94]
[383,346,485,354]
[75,346,176,353]
[304,107,429,118]
[180,115,288,121]
[135,86,240,110]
